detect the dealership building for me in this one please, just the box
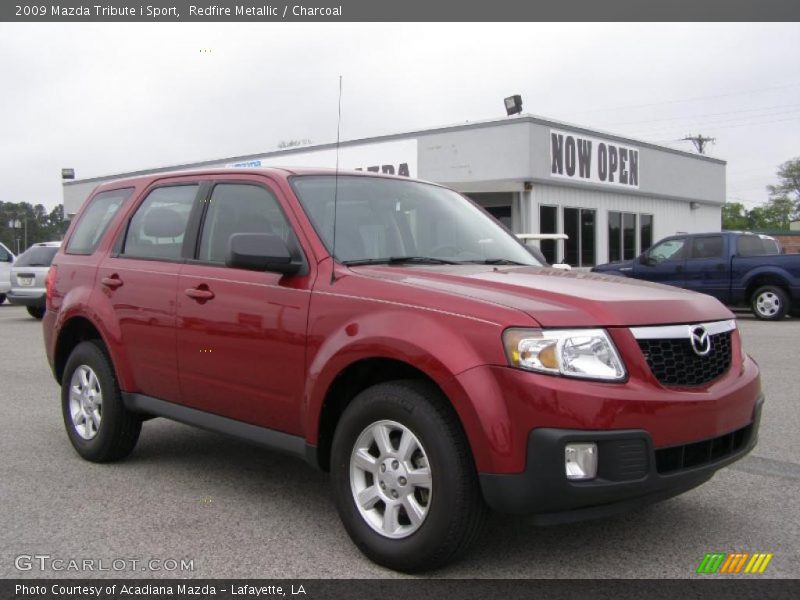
[63,114,725,267]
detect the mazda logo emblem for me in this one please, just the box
[690,326,712,356]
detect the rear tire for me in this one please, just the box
[0,293,6,304]
[62,340,141,462]
[330,380,486,572]
[751,285,788,321]
[27,306,45,319]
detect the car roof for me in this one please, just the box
[94,167,428,193]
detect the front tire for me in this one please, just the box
[0,293,6,304]
[751,285,788,320]
[330,380,486,572]
[27,306,45,319]
[62,340,141,462]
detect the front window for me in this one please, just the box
[648,238,686,263]
[291,176,540,266]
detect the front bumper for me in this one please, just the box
[7,290,46,307]
[479,397,762,523]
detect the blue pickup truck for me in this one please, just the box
[592,231,800,320]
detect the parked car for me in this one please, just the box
[8,241,61,318]
[592,231,800,320]
[44,170,761,572]
[0,242,15,304]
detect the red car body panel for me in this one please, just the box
[44,168,762,482]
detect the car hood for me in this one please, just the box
[351,264,732,328]
[592,259,635,272]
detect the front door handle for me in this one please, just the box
[185,287,215,301]
[101,275,123,289]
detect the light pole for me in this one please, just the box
[7,218,26,253]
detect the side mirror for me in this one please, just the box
[226,233,301,275]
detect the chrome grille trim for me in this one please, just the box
[630,319,736,340]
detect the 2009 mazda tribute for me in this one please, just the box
[44,168,762,571]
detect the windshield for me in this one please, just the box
[291,176,540,266]
[14,246,58,267]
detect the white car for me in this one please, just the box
[0,242,15,304]
[7,241,61,318]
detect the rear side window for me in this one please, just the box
[66,188,133,255]
[15,246,59,267]
[689,236,723,259]
[737,235,766,257]
[198,184,292,264]
[122,185,198,260]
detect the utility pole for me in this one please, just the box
[682,134,716,154]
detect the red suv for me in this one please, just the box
[44,169,762,571]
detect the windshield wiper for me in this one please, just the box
[343,256,460,266]
[463,258,528,266]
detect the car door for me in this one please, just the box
[176,178,313,435]
[631,236,687,287]
[683,235,729,302]
[97,181,202,403]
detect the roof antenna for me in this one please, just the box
[331,75,342,284]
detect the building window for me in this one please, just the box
[564,207,596,267]
[623,213,636,260]
[609,211,653,262]
[640,214,653,253]
[539,205,558,263]
[486,205,512,230]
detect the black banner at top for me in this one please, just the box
[2,0,800,22]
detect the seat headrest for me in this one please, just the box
[143,207,185,238]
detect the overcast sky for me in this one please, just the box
[1,22,798,211]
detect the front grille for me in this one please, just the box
[655,424,752,474]
[638,331,732,387]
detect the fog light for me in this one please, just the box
[565,443,598,480]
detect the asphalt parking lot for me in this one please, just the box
[1,303,798,579]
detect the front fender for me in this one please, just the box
[303,307,509,471]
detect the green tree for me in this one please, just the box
[722,201,749,230]
[0,201,68,253]
[767,157,800,223]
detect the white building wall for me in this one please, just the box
[526,184,721,265]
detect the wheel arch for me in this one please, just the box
[54,315,126,387]
[310,354,483,473]
[744,271,792,304]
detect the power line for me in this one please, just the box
[603,103,800,128]
[555,82,800,118]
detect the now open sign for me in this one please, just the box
[550,129,640,189]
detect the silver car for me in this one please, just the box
[0,242,15,304]
[8,241,61,319]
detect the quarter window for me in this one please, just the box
[66,188,133,255]
[198,184,292,264]
[122,185,198,260]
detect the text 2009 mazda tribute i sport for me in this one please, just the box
[44,169,762,572]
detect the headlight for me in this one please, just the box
[503,328,626,381]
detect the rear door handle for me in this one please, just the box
[101,275,123,289]
[185,287,215,301]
